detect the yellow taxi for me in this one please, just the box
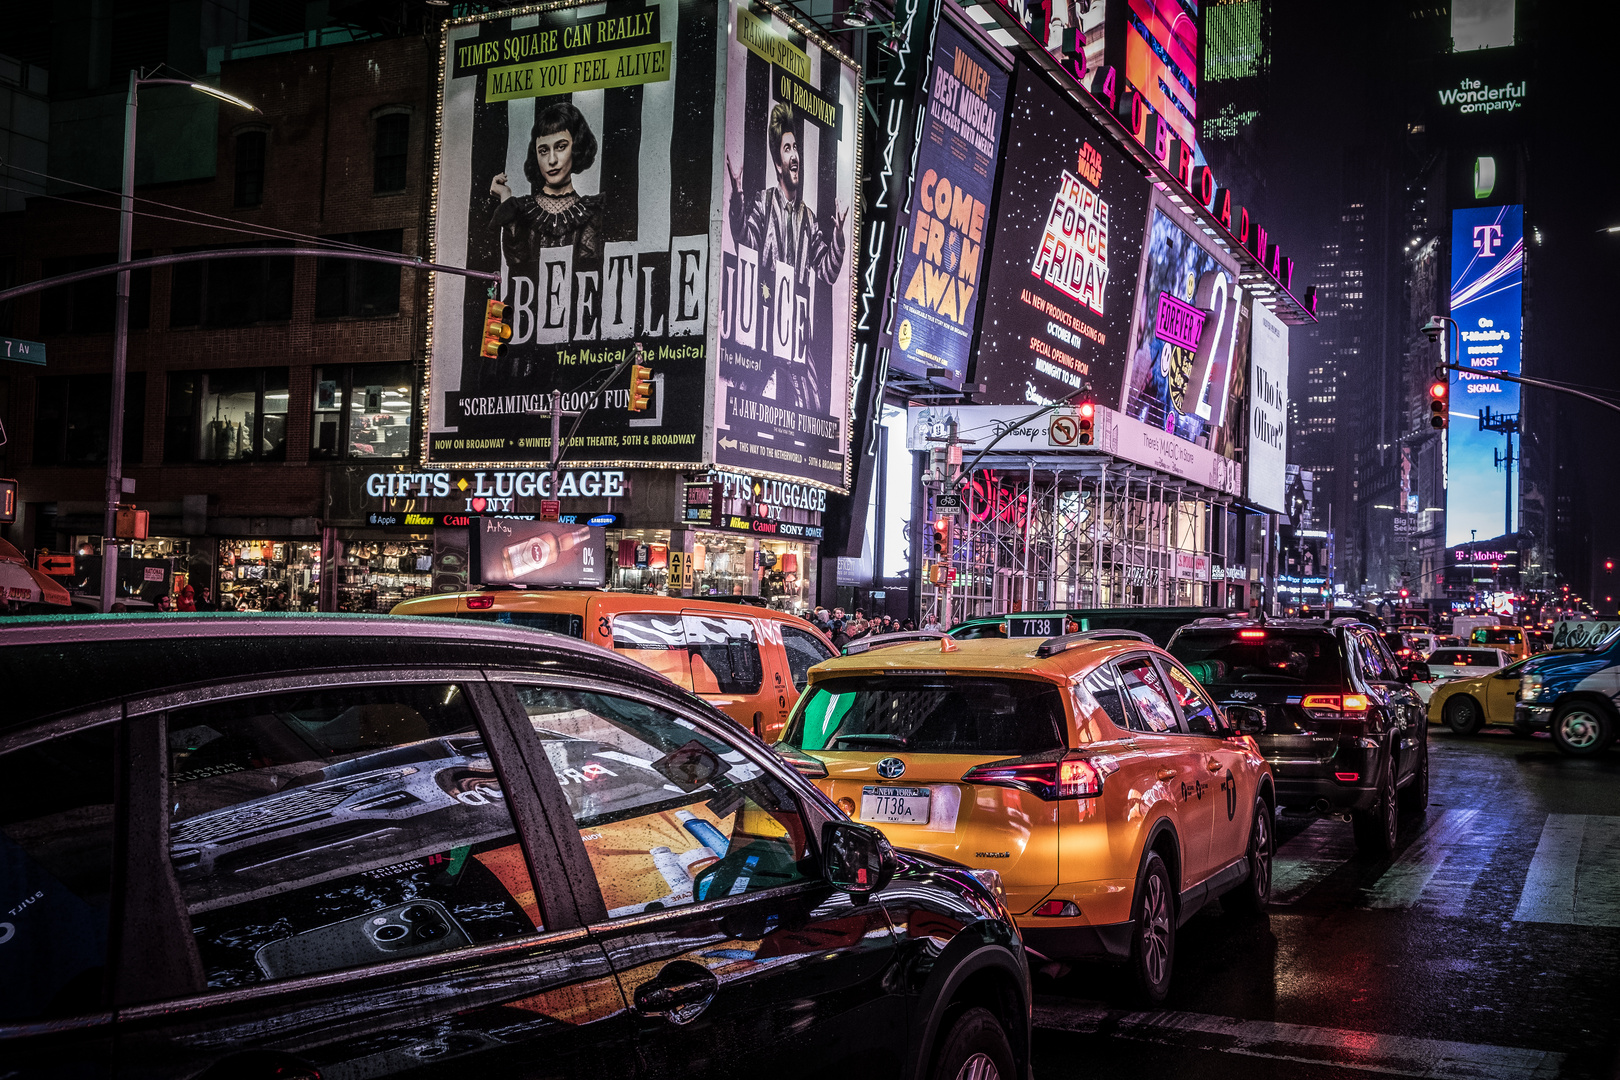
[1428,654,1537,734]
[773,630,1274,1002]
[392,591,835,740]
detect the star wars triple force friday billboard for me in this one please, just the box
[429,0,861,492]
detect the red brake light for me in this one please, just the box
[465,595,496,610]
[1301,693,1369,715]
[1032,899,1081,917]
[962,752,1101,799]
[1238,629,1267,639]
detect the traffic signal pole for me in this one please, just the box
[101,70,138,612]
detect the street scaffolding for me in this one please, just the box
[921,457,1232,626]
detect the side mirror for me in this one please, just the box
[822,821,896,902]
[1224,703,1265,736]
[1402,661,1432,684]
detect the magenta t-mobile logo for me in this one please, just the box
[1472,224,1504,256]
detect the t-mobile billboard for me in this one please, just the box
[1447,204,1523,547]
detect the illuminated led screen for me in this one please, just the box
[1446,204,1523,546]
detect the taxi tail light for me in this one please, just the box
[770,743,828,779]
[1300,693,1369,716]
[464,595,496,610]
[961,750,1101,800]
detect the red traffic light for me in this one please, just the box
[1078,401,1095,419]
[1429,381,1447,399]
[1077,397,1095,445]
[1428,380,1448,429]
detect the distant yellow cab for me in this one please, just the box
[774,631,1274,1002]
[1428,654,1535,734]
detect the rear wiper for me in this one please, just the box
[831,733,909,748]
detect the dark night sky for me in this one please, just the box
[1233,1,1620,605]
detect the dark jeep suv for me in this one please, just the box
[1167,618,1430,855]
[1,614,1030,1080]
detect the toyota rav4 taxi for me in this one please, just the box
[774,630,1274,1003]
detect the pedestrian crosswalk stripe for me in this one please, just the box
[1514,814,1620,928]
[1365,807,1489,910]
[1033,1003,1565,1078]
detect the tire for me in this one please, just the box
[1224,797,1273,915]
[1551,701,1614,757]
[1352,759,1398,857]
[1398,743,1430,814]
[1443,696,1484,736]
[929,1006,1016,1080]
[1127,851,1176,1004]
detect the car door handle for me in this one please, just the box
[633,959,720,1023]
[1206,758,1224,774]
[1157,768,1178,782]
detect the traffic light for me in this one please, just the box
[628,364,653,411]
[932,518,949,558]
[1077,398,1095,445]
[1429,379,1448,429]
[480,299,511,359]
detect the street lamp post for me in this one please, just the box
[101,71,258,612]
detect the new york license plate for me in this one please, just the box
[861,786,930,825]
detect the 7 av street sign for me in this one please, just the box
[2,337,47,365]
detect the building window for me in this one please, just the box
[40,253,151,332]
[33,373,146,466]
[314,231,403,319]
[311,361,413,459]
[164,368,288,463]
[234,131,266,207]
[374,113,409,194]
[169,244,294,328]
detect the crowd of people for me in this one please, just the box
[808,606,943,649]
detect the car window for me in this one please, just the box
[1159,660,1221,735]
[1354,631,1399,681]
[166,684,545,989]
[684,614,764,696]
[612,612,693,689]
[788,675,1067,756]
[1169,630,1346,685]
[0,725,116,1022]
[781,625,836,692]
[459,610,585,637]
[513,687,815,917]
[1115,656,1182,734]
[1431,649,1499,667]
[1080,667,1129,728]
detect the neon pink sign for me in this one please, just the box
[1154,292,1206,352]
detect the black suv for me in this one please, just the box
[1167,618,1430,855]
[1,615,1030,1080]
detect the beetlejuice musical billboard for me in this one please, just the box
[427,0,861,492]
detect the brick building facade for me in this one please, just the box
[0,33,439,611]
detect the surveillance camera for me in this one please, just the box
[1421,316,1445,342]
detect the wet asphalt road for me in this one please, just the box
[1031,726,1620,1079]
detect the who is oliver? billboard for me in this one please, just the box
[428,0,861,494]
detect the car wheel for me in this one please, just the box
[929,1006,1016,1080]
[1551,701,1614,757]
[1127,851,1176,1004]
[1443,696,1484,736]
[1399,744,1429,814]
[1224,797,1273,915]
[1352,760,1398,857]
